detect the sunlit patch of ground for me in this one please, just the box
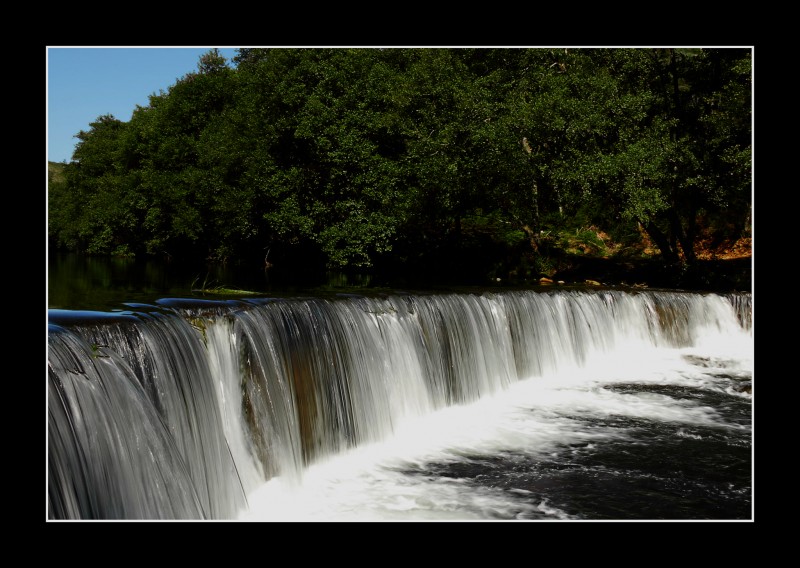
[695,236,752,261]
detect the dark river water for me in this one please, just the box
[47,252,376,311]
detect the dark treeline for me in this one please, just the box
[48,47,752,287]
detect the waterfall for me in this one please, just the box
[47,289,752,520]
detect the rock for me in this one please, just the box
[585,279,601,286]
[539,277,553,284]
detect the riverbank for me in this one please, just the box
[550,255,752,292]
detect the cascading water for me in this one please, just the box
[47,289,753,521]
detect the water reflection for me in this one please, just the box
[47,253,375,312]
[49,254,194,311]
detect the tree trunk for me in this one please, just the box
[678,231,697,265]
[519,139,541,255]
[453,214,462,249]
[640,219,680,264]
[520,224,540,254]
[669,208,697,266]
[509,182,541,255]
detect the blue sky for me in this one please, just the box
[47,47,240,163]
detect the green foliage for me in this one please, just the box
[48,161,66,184]
[48,47,751,276]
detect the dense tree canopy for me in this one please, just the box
[48,47,752,284]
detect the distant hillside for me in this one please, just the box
[48,161,66,184]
